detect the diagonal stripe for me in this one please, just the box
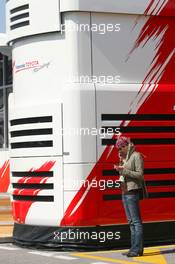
[133,248,167,264]
[72,253,139,264]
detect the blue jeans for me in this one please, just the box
[122,193,143,254]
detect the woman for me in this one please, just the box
[114,136,148,257]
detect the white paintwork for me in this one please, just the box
[62,83,96,164]
[0,34,7,46]
[0,150,9,164]
[91,13,163,84]
[64,191,77,215]
[64,163,94,191]
[60,0,167,16]
[12,13,91,106]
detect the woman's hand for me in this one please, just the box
[114,165,124,171]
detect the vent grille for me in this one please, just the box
[100,113,175,201]
[10,116,53,150]
[12,169,54,202]
[10,4,30,31]
[101,114,175,146]
[102,167,175,201]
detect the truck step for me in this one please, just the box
[0,194,13,238]
[0,194,12,207]
[0,214,13,222]
[0,225,13,238]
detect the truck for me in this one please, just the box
[3,0,175,249]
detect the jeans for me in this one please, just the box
[122,193,143,254]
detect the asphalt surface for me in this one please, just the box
[0,243,174,264]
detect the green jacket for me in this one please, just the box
[120,143,148,198]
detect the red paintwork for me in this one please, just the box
[61,0,175,226]
[0,161,10,193]
[145,0,175,16]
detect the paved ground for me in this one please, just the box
[0,243,174,264]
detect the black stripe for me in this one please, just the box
[103,170,119,176]
[102,114,175,121]
[10,116,52,126]
[11,21,30,30]
[10,12,29,22]
[145,168,175,174]
[12,171,53,177]
[104,181,175,189]
[12,183,54,190]
[104,192,175,201]
[104,181,175,188]
[104,194,122,200]
[102,126,175,133]
[103,168,175,176]
[11,141,53,149]
[148,192,175,198]
[102,138,175,146]
[146,180,175,186]
[10,128,53,137]
[10,4,29,14]
[13,195,54,202]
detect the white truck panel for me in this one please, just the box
[60,0,167,16]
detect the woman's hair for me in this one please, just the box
[115,136,130,149]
